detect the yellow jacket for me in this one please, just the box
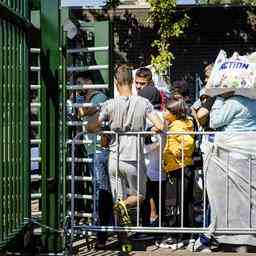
[163,118,195,173]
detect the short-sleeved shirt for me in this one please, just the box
[84,91,107,155]
[99,95,154,161]
[90,92,107,105]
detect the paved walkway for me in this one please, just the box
[77,247,254,256]
[75,238,254,255]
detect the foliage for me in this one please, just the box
[200,0,256,33]
[146,0,190,74]
[105,0,120,9]
[147,0,256,74]
[199,0,256,4]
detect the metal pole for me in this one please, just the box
[158,135,162,227]
[226,151,230,228]
[137,134,140,226]
[249,155,252,228]
[115,133,120,225]
[41,0,61,250]
[92,134,97,225]
[181,136,184,228]
[70,131,83,254]
[203,163,207,228]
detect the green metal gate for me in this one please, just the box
[0,0,30,249]
[0,1,113,252]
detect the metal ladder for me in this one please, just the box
[61,20,112,250]
[29,48,43,235]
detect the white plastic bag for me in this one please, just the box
[205,50,256,99]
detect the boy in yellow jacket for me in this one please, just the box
[163,99,195,172]
[160,98,195,246]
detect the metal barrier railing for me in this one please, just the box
[68,130,256,251]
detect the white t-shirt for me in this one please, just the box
[144,111,166,181]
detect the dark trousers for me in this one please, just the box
[97,190,113,243]
[142,179,167,226]
[169,166,194,229]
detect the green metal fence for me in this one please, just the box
[0,1,112,252]
[0,0,30,249]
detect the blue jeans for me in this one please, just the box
[92,149,113,243]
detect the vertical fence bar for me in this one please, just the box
[181,135,184,228]
[226,150,230,228]
[20,0,23,17]
[14,22,19,229]
[14,23,18,230]
[13,9,17,230]
[12,22,16,233]
[4,20,10,237]
[61,32,67,244]
[13,21,18,230]
[22,0,25,18]
[19,29,24,228]
[158,134,162,227]
[4,19,9,240]
[16,0,20,16]
[9,22,14,233]
[0,18,3,243]
[20,31,25,225]
[24,29,30,224]
[70,135,76,254]
[41,0,61,249]
[249,155,252,228]
[136,134,140,226]
[203,160,207,228]
[3,19,7,238]
[2,18,6,241]
[116,133,119,207]
[11,21,15,233]
[14,25,20,229]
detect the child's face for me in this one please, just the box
[163,108,176,124]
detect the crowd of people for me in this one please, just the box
[70,64,256,253]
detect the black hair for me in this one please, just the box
[166,98,188,120]
[172,80,189,97]
[75,71,94,83]
[135,67,153,84]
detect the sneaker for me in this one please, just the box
[156,236,185,250]
[121,242,133,253]
[193,236,211,253]
[186,238,195,252]
[113,200,131,226]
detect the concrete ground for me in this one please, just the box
[74,237,255,256]
[77,246,255,256]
